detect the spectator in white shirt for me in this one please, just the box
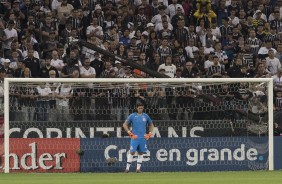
[266,49,281,76]
[166,0,184,19]
[80,58,96,78]
[157,55,176,78]
[3,21,18,55]
[51,50,64,75]
[86,17,104,39]
[185,39,199,59]
[151,5,170,25]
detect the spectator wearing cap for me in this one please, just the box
[113,60,125,77]
[3,20,18,56]
[253,9,266,26]
[2,59,14,77]
[166,0,184,19]
[142,23,154,37]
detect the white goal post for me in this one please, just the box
[3,78,274,173]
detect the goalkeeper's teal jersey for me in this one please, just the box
[126,112,152,138]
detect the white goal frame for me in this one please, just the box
[3,78,274,173]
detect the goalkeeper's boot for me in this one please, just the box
[124,169,129,173]
[136,169,142,173]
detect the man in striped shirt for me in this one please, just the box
[207,55,223,78]
[157,38,172,64]
[245,29,262,57]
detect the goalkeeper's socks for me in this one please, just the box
[126,154,133,170]
[136,154,143,170]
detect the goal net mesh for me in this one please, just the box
[1,79,272,172]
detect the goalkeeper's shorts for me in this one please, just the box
[130,138,147,153]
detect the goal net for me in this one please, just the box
[2,78,273,173]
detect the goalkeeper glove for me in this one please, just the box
[127,131,138,139]
[144,132,152,140]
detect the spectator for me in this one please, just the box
[80,57,96,78]
[157,55,176,78]
[24,48,41,77]
[39,57,59,78]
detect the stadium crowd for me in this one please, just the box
[0,0,282,134]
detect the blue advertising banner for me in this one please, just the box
[274,136,282,170]
[80,137,269,172]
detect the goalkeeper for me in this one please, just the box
[123,103,154,173]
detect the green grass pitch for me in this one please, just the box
[0,171,282,184]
